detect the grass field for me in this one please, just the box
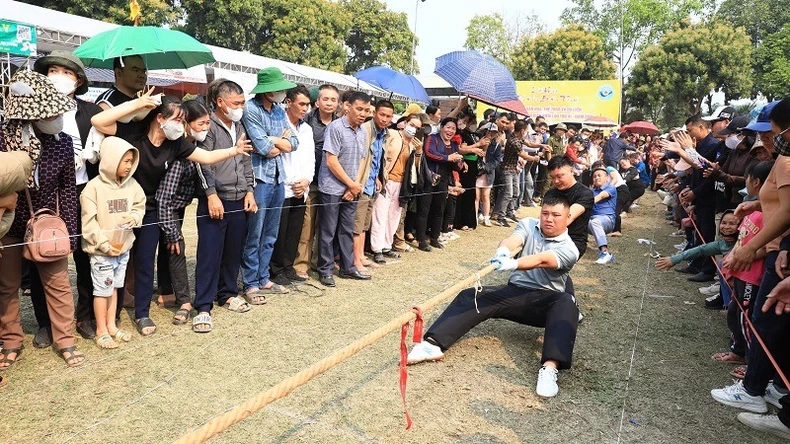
[1,191,784,443]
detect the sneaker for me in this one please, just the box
[506,213,519,223]
[495,217,511,228]
[407,341,444,365]
[478,214,485,223]
[711,381,768,413]
[594,252,614,264]
[630,203,639,209]
[704,294,724,310]
[536,366,559,398]
[674,241,688,250]
[662,195,673,206]
[483,218,492,227]
[764,381,788,409]
[578,312,584,324]
[737,412,790,439]
[699,282,721,296]
[446,232,461,241]
[656,189,668,199]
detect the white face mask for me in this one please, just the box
[34,115,64,135]
[189,128,208,142]
[48,74,77,96]
[161,119,185,140]
[225,106,244,122]
[404,126,418,138]
[725,134,742,150]
[269,91,287,104]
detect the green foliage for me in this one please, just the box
[713,0,790,44]
[341,0,416,74]
[752,25,790,100]
[21,0,182,26]
[627,22,753,128]
[562,0,705,76]
[464,14,509,62]
[509,25,616,81]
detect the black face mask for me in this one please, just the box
[744,135,756,151]
[421,124,432,136]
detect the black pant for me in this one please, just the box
[535,163,548,199]
[689,205,717,276]
[744,252,790,396]
[442,194,457,233]
[613,185,629,232]
[271,196,307,277]
[627,185,645,207]
[728,278,757,358]
[416,180,448,243]
[425,284,579,369]
[454,160,478,229]
[317,193,357,275]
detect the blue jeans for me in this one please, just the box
[588,214,615,248]
[242,181,284,291]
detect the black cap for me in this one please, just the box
[717,115,751,136]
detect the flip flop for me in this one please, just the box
[172,308,191,325]
[731,365,747,379]
[712,352,746,365]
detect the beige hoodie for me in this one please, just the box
[80,136,146,255]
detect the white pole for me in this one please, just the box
[411,0,421,75]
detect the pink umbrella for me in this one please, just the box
[623,121,660,135]
[470,95,528,116]
[583,115,618,128]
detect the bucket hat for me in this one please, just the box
[33,50,90,95]
[5,70,76,120]
[250,67,297,95]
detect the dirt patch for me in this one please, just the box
[1,194,784,443]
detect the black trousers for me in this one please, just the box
[317,193,357,275]
[627,185,645,206]
[613,185,630,232]
[728,278,757,358]
[425,284,579,369]
[271,196,307,277]
[744,252,790,396]
[416,179,448,243]
[442,194,457,233]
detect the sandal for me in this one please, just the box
[56,345,85,368]
[0,346,23,370]
[243,291,268,305]
[712,352,746,365]
[223,296,252,313]
[259,283,290,294]
[94,334,118,349]
[731,365,747,379]
[111,329,132,343]
[192,312,212,333]
[135,317,157,336]
[172,308,191,325]
[383,250,401,259]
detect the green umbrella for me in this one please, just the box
[74,26,215,70]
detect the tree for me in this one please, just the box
[627,21,753,128]
[20,0,182,27]
[562,0,706,80]
[341,0,416,74]
[509,25,616,81]
[752,24,790,100]
[464,11,546,65]
[713,0,790,44]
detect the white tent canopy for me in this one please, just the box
[1,0,411,100]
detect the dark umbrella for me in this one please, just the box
[353,66,430,103]
[434,50,519,104]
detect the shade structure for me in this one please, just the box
[353,66,430,103]
[74,26,215,70]
[623,120,660,135]
[434,50,518,104]
[583,115,618,128]
[470,95,528,116]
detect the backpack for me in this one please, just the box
[22,189,70,262]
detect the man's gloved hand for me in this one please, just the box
[491,257,518,271]
[493,246,511,260]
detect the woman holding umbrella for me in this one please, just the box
[416,117,464,251]
[92,92,253,336]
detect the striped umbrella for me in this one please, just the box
[434,50,518,104]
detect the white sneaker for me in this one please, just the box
[447,232,461,241]
[699,282,721,296]
[478,214,485,223]
[536,366,559,398]
[764,381,788,409]
[662,195,673,206]
[483,218,492,227]
[578,312,584,323]
[407,341,444,365]
[594,252,614,264]
[630,203,639,209]
[737,412,790,439]
[674,241,688,251]
[711,381,768,413]
[656,189,667,199]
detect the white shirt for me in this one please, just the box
[282,118,316,200]
[62,109,88,185]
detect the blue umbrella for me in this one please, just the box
[434,50,519,103]
[353,66,430,103]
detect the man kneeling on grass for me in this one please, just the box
[407,194,580,398]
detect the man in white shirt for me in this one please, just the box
[271,86,316,285]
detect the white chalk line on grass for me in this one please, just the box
[615,207,660,444]
[60,374,177,444]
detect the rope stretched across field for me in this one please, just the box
[172,261,500,444]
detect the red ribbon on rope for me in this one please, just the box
[399,307,424,430]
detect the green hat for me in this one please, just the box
[33,50,90,95]
[309,86,319,104]
[250,67,297,95]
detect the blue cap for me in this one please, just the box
[744,100,781,132]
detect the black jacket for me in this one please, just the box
[76,98,103,179]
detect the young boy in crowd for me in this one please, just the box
[80,137,146,349]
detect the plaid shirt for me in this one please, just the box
[242,99,299,185]
[156,159,196,243]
